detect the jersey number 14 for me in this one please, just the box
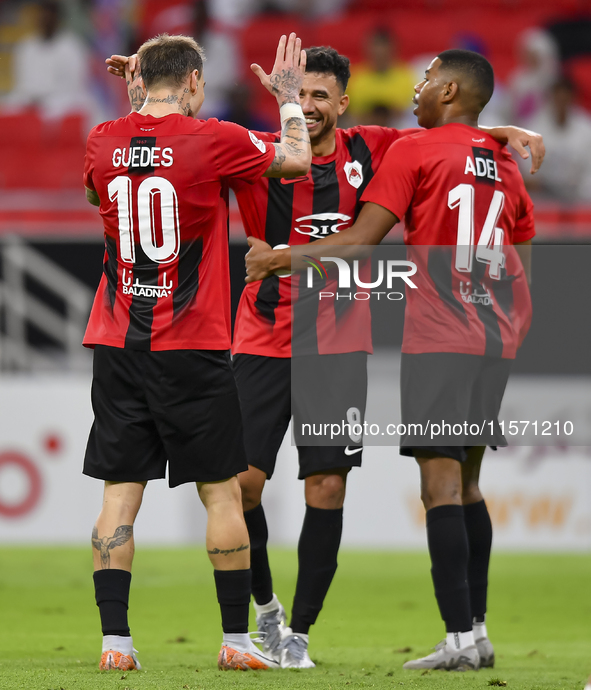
[108,175,181,264]
[448,183,505,280]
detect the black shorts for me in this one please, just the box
[399,352,512,463]
[83,346,247,487]
[233,352,367,480]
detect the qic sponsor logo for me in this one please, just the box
[294,213,352,237]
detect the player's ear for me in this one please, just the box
[338,93,349,116]
[190,69,199,92]
[441,80,458,103]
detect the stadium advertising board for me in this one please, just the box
[0,373,589,550]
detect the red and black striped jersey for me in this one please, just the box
[82,113,275,351]
[231,125,416,357]
[362,123,535,359]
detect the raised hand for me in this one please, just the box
[251,33,307,106]
[106,54,146,112]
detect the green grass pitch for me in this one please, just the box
[0,547,589,689]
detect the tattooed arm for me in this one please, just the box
[106,53,146,113]
[251,33,311,178]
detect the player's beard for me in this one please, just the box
[310,116,337,148]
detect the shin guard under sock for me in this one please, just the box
[290,505,343,634]
[426,504,472,633]
[243,504,273,605]
[214,569,251,634]
[93,569,131,637]
[464,499,493,620]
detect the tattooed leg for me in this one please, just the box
[197,477,251,571]
[92,525,133,569]
[92,481,145,572]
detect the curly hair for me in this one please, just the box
[305,46,351,92]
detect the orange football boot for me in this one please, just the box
[218,644,279,670]
[99,649,142,671]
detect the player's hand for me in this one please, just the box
[106,54,146,113]
[245,237,277,283]
[505,126,545,175]
[106,54,137,78]
[251,33,307,105]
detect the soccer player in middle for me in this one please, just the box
[108,45,543,669]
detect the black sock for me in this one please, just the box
[93,569,131,637]
[243,504,273,605]
[464,499,492,620]
[290,505,343,635]
[426,504,471,633]
[214,569,251,634]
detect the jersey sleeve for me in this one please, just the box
[214,120,276,183]
[83,129,97,191]
[361,136,421,220]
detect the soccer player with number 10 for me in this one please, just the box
[82,32,310,671]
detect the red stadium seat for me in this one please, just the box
[0,112,42,147]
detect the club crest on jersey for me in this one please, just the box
[344,160,364,189]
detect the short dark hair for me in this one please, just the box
[138,34,205,90]
[305,46,351,92]
[437,49,494,110]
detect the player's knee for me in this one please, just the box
[99,496,140,524]
[241,486,263,512]
[306,473,347,509]
[420,483,461,510]
[238,477,264,512]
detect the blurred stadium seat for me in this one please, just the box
[0,1,590,237]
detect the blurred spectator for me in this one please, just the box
[91,0,134,121]
[136,1,240,119]
[1,0,101,128]
[194,1,240,119]
[218,84,274,132]
[507,28,560,124]
[521,77,591,202]
[346,28,415,126]
[207,0,260,28]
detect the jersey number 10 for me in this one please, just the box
[108,175,181,264]
[448,183,505,280]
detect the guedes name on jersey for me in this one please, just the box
[112,146,174,168]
